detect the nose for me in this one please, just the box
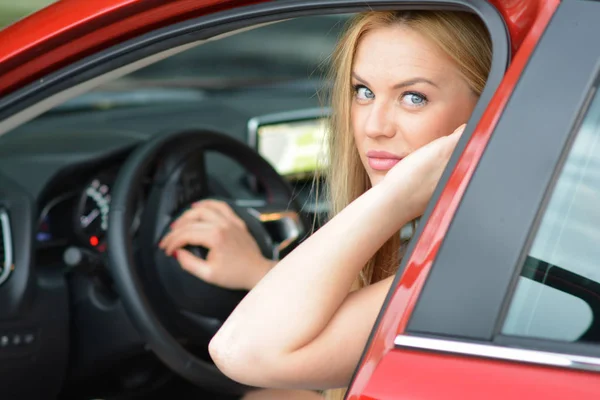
[364,101,395,139]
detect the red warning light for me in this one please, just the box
[90,236,99,247]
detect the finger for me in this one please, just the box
[161,223,216,255]
[448,124,467,148]
[164,225,212,255]
[435,123,466,159]
[450,123,467,139]
[194,200,246,230]
[171,205,225,229]
[160,220,206,248]
[176,249,214,282]
[195,200,244,227]
[454,123,467,134]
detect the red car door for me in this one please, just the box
[349,0,600,398]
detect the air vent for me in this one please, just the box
[0,209,13,286]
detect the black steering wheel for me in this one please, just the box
[106,129,307,395]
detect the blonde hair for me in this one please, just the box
[321,10,492,400]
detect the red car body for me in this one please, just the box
[1,0,598,399]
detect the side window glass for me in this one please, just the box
[502,87,600,344]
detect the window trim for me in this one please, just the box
[395,334,600,374]
[495,334,600,361]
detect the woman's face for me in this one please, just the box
[351,25,479,186]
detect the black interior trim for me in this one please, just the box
[0,171,70,399]
[407,0,600,342]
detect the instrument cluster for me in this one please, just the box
[35,166,145,265]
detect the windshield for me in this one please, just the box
[122,15,349,87]
[32,14,351,114]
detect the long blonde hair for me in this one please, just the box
[322,9,492,400]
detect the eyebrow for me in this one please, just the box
[352,72,440,89]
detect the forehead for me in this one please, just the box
[352,25,454,80]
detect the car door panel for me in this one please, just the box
[357,349,600,400]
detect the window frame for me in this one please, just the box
[407,0,600,363]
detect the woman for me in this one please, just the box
[161,9,492,399]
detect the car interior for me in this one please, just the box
[2,2,599,400]
[0,13,349,400]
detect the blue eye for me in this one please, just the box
[401,92,427,107]
[354,85,374,101]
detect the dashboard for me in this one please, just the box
[0,82,326,399]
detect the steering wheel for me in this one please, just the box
[106,129,307,394]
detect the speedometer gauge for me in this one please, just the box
[75,171,144,252]
[77,175,113,250]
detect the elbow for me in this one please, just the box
[208,332,237,378]
[209,329,266,386]
[208,331,239,380]
[209,329,288,388]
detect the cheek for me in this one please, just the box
[351,104,362,140]
[351,106,370,169]
[397,114,445,150]
[351,105,366,149]
[401,103,471,149]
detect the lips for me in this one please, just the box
[366,150,403,171]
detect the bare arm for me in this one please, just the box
[209,128,462,389]
[209,182,410,389]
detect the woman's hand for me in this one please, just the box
[159,200,276,291]
[383,123,466,220]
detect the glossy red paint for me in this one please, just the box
[0,0,268,96]
[492,0,546,55]
[346,0,561,398]
[357,350,600,400]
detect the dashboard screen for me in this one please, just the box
[256,117,328,180]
